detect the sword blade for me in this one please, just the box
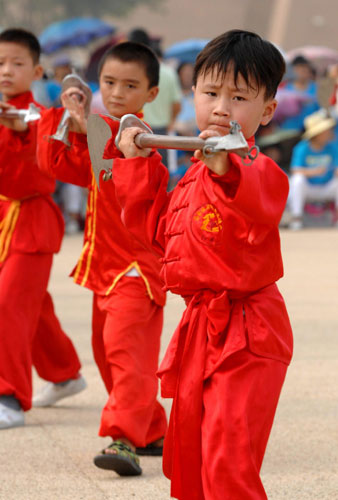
[87,114,114,189]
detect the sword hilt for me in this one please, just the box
[134,134,206,151]
[0,103,41,123]
[49,73,93,147]
[115,115,251,159]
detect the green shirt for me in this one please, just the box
[143,63,182,128]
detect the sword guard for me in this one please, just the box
[242,145,260,166]
[115,114,152,150]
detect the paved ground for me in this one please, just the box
[1,228,338,500]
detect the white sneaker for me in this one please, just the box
[289,219,303,231]
[0,403,25,429]
[32,375,87,407]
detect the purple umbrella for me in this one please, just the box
[274,87,312,123]
[39,17,116,54]
[286,46,338,74]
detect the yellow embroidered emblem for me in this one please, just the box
[194,204,223,233]
[192,204,223,246]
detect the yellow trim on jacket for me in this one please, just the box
[73,178,97,285]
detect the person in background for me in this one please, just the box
[288,109,338,230]
[45,55,72,106]
[170,61,198,186]
[281,55,319,131]
[174,61,197,136]
[328,63,338,115]
[128,28,182,168]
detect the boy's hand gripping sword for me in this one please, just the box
[87,113,259,189]
[49,73,92,147]
[0,103,41,123]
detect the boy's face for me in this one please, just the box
[0,42,43,100]
[99,58,158,118]
[293,63,313,84]
[193,66,277,140]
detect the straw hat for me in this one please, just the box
[302,109,336,139]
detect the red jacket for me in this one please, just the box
[0,91,64,264]
[112,150,293,499]
[37,108,165,306]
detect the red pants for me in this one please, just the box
[0,252,81,411]
[92,276,167,447]
[200,349,287,500]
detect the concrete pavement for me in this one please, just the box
[1,229,338,499]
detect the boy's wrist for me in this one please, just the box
[68,117,87,135]
[196,150,230,176]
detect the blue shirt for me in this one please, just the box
[291,139,338,185]
[281,81,319,131]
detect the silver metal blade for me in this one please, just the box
[0,103,41,122]
[87,114,114,189]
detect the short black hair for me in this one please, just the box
[193,29,285,99]
[128,28,151,46]
[98,41,159,88]
[0,28,40,65]
[291,55,311,66]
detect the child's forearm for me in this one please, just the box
[112,152,170,256]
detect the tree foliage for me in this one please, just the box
[0,0,163,34]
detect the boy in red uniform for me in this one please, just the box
[0,29,85,430]
[113,30,293,499]
[37,42,167,475]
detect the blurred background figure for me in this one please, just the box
[129,28,182,169]
[45,55,73,106]
[169,62,198,186]
[280,55,320,132]
[328,63,338,116]
[287,109,338,230]
[174,62,196,136]
[54,182,86,235]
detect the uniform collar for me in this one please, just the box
[7,91,34,108]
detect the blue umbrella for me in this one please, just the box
[39,17,116,54]
[164,38,209,63]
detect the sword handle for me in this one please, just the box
[0,110,22,120]
[135,133,206,152]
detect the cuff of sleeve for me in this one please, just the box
[68,131,88,146]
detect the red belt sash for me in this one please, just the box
[158,289,249,500]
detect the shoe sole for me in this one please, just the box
[93,454,142,476]
[0,419,25,429]
[136,446,163,456]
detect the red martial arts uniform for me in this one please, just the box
[0,92,81,411]
[112,149,294,500]
[37,108,167,446]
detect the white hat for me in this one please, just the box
[302,109,336,140]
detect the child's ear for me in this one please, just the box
[260,98,278,126]
[146,86,159,104]
[33,64,44,82]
